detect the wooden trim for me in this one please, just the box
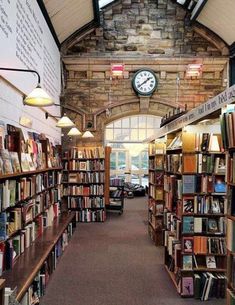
[0,167,62,180]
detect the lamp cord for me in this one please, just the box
[0,67,40,84]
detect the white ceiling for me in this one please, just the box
[196,0,235,45]
[43,0,95,43]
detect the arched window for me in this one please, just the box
[105,115,161,186]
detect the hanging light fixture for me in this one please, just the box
[0,67,54,106]
[56,113,75,128]
[67,127,81,136]
[82,130,94,138]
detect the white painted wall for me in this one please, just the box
[0,78,61,144]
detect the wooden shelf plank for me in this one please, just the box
[3,211,75,301]
[0,167,62,180]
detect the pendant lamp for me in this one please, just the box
[67,127,81,136]
[56,113,75,128]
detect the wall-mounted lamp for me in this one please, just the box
[111,64,125,78]
[82,130,94,138]
[67,127,81,136]
[45,112,75,128]
[0,67,53,106]
[186,64,202,77]
[19,116,33,128]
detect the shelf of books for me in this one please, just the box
[0,122,77,304]
[220,105,235,305]
[106,178,125,215]
[148,139,166,246]
[62,146,109,222]
[162,123,227,301]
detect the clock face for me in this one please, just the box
[132,69,157,96]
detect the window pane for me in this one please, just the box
[114,120,121,128]
[113,128,122,140]
[110,152,116,170]
[122,118,130,128]
[130,129,138,141]
[105,129,114,140]
[139,129,146,141]
[118,152,126,168]
[131,116,138,128]
[106,122,114,128]
[146,128,155,138]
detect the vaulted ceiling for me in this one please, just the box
[40,0,235,54]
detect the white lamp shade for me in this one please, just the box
[56,114,75,128]
[67,127,81,136]
[82,130,94,138]
[24,85,54,107]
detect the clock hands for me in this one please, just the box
[137,77,151,88]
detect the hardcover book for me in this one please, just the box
[182,196,194,214]
[0,149,13,174]
[181,276,194,296]
[206,256,216,269]
[9,152,21,173]
[21,153,30,172]
[183,255,193,270]
[182,216,194,233]
[182,175,196,194]
[183,237,193,253]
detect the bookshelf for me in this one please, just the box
[62,146,110,222]
[107,178,125,215]
[148,139,165,246]
[161,124,227,301]
[0,124,77,304]
[220,105,235,305]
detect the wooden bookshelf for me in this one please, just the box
[3,211,75,302]
[0,167,62,180]
[62,146,110,222]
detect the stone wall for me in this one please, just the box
[61,0,229,148]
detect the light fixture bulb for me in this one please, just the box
[24,84,54,107]
[56,113,75,128]
[67,127,81,136]
[82,130,94,138]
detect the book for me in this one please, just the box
[0,149,13,174]
[182,175,196,194]
[181,276,194,296]
[207,218,219,233]
[206,256,216,268]
[183,154,197,173]
[182,132,196,152]
[21,153,30,172]
[201,133,210,151]
[182,216,194,233]
[182,196,194,214]
[182,237,193,253]
[214,176,226,193]
[183,255,193,270]
[9,152,21,173]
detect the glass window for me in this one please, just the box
[113,128,122,140]
[130,116,138,128]
[105,129,114,141]
[118,152,126,169]
[122,118,130,128]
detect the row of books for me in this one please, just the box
[0,201,60,242]
[149,141,165,155]
[67,196,105,209]
[0,203,61,276]
[74,209,106,222]
[65,147,105,159]
[65,172,104,184]
[109,189,123,198]
[181,272,226,299]
[148,199,164,215]
[149,172,164,185]
[63,185,104,196]
[167,132,222,153]
[149,185,164,201]
[149,155,164,171]
[182,216,225,234]
[110,178,124,187]
[148,213,163,231]
[220,108,235,149]
[13,222,74,305]
[166,154,225,175]
[227,153,235,184]
[0,172,61,210]
[183,195,225,215]
[64,159,105,171]
[182,235,226,255]
[182,254,224,270]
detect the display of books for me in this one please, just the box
[21,153,30,172]
[0,149,13,174]
[206,256,216,269]
[183,255,193,270]
[9,152,21,173]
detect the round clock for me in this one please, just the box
[132,68,157,96]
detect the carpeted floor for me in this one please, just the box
[40,197,225,305]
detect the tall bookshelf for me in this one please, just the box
[62,146,109,222]
[148,139,165,246]
[220,105,235,305]
[161,123,227,301]
[0,126,76,304]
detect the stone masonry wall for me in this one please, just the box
[61,0,229,148]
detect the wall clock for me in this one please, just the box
[132,68,158,96]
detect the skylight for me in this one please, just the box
[99,0,115,9]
